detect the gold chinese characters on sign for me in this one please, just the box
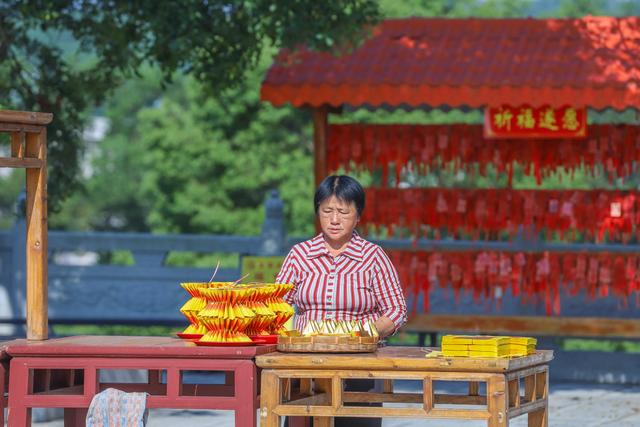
[484,105,587,139]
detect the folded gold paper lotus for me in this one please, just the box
[178,281,297,340]
[179,297,207,324]
[180,282,211,297]
[268,283,294,298]
[208,281,234,288]
[200,286,258,304]
[199,316,253,332]
[250,284,276,301]
[244,301,276,336]
[198,302,256,319]
[181,323,207,335]
[199,330,252,343]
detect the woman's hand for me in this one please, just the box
[374,316,396,338]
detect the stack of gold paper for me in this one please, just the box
[300,319,379,337]
[508,337,537,356]
[263,283,295,334]
[442,335,537,358]
[439,336,506,357]
[442,335,510,357]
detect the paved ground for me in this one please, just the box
[31,381,640,426]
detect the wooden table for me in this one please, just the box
[256,346,553,427]
[6,335,275,426]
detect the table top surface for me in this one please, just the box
[256,346,554,373]
[5,336,276,359]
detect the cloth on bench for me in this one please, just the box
[86,388,149,427]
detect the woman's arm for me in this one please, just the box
[374,316,396,338]
[275,248,300,304]
[371,247,408,336]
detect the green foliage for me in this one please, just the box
[137,71,315,236]
[380,0,533,18]
[0,0,380,210]
[52,324,181,337]
[4,0,640,237]
[562,338,640,353]
[51,61,316,236]
[0,169,23,229]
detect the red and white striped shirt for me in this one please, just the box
[276,232,407,333]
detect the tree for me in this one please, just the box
[0,0,381,208]
[51,60,317,236]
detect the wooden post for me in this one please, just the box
[312,106,329,188]
[25,129,48,340]
[0,110,52,340]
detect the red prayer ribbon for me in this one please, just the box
[360,188,640,242]
[328,124,640,186]
[389,250,640,315]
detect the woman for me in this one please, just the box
[276,175,407,427]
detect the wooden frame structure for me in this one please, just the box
[262,17,640,343]
[258,346,553,427]
[0,109,52,340]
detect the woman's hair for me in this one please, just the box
[314,175,365,216]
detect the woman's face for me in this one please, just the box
[318,195,359,244]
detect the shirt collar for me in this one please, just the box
[306,231,364,262]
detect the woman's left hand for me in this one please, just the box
[374,316,396,338]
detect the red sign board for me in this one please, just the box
[484,105,587,139]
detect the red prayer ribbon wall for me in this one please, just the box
[388,250,640,315]
[361,188,640,242]
[328,124,640,185]
[327,123,640,312]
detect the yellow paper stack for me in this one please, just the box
[442,335,537,358]
[508,336,537,356]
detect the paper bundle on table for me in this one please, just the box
[442,335,536,358]
[297,319,379,337]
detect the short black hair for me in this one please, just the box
[314,175,365,217]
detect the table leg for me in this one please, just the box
[313,378,335,427]
[8,359,32,426]
[528,369,548,427]
[235,362,257,427]
[487,374,508,427]
[148,369,161,385]
[290,417,311,427]
[469,380,480,396]
[0,359,7,427]
[64,407,88,427]
[260,369,281,427]
[313,417,334,427]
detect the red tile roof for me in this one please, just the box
[261,17,640,110]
